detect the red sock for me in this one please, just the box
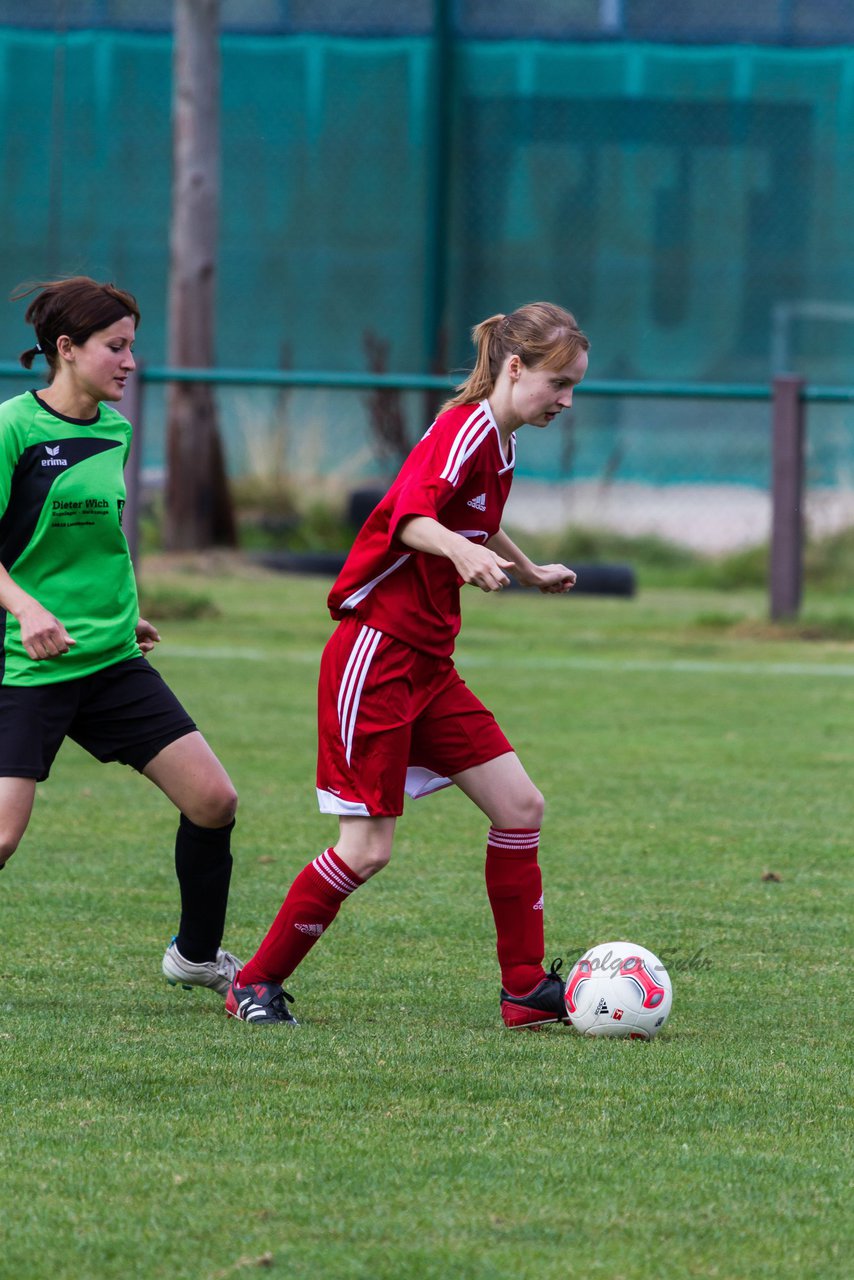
[238,848,362,986]
[485,827,546,995]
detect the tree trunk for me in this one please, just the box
[164,0,236,550]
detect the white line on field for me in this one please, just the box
[158,646,269,661]
[159,646,318,663]
[161,645,854,679]
[461,655,854,679]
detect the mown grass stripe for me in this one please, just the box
[163,644,854,679]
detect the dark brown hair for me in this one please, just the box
[441,301,589,413]
[13,275,140,381]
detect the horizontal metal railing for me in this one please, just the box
[3,360,854,403]
[4,362,854,617]
[4,360,854,404]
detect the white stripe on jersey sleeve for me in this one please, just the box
[440,405,493,486]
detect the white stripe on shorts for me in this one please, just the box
[337,624,382,766]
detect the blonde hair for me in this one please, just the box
[441,301,589,414]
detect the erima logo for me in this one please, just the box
[42,444,67,468]
[294,922,324,937]
[467,492,486,511]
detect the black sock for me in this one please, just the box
[174,814,234,963]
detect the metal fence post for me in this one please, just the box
[769,374,806,620]
[122,365,144,567]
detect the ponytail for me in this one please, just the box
[18,343,44,371]
[439,313,507,414]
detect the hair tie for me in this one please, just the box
[34,341,43,353]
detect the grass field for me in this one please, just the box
[1,563,852,1280]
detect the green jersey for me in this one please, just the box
[0,390,141,686]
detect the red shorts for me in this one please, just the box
[316,618,513,817]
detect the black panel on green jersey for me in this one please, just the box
[0,392,140,686]
[0,437,123,571]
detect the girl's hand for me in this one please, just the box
[452,542,515,592]
[397,516,515,592]
[16,600,76,660]
[485,530,575,594]
[136,618,161,653]
[530,563,577,594]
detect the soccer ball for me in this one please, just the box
[564,940,672,1040]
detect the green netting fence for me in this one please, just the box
[2,29,854,544]
[2,33,854,383]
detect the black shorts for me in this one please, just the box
[0,656,197,781]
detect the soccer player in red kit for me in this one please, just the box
[227,302,589,1027]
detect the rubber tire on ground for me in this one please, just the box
[252,551,636,596]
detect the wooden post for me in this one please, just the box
[121,366,144,567]
[769,374,806,620]
[164,0,236,550]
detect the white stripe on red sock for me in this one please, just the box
[313,848,361,896]
[487,827,541,851]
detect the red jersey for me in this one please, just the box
[328,400,515,657]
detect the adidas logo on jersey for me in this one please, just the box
[466,492,487,511]
[42,444,67,468]
[294,922,324,937]
[533,894,544,911]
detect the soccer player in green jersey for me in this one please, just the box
[0,276,243,998]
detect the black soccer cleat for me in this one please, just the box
[500,958,569,1029]
[225,980,299,1026]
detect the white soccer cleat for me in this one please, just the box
[162,937,243,997]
